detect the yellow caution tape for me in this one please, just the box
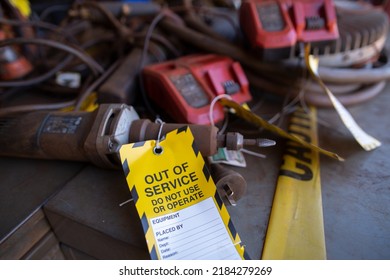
[10,0,31,17]
[119,127,248,260]
[61,93,99,112]
[219,98,344,161]
[262,106,326,260]
[305,44,381,151]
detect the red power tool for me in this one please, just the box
[240,0,339,60]
[142,54,252,125]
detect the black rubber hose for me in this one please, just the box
[318,63,390,84]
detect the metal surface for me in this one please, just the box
[1,85,390,260]
[317,83,390,259]
[43,165,150,260]
[210,163,248,206]
[0,158,84,243]
[317,1,389,66]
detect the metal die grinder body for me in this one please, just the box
[0,104,222,169]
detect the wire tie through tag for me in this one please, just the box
[119,198,133,207]
[209,94,233,127]
[154,117,165,155]
[240,148,266,159]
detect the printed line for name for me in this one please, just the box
[168,224,226,251]
[176,232,228,260]
[159,219,225,251]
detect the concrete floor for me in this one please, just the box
[228,82,390,260]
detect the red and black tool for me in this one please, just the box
[142,54,252,125]
[240,0,339,60]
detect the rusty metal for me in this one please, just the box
[0,104,265,169]
[317,1,389,66]
[210,163,247,206]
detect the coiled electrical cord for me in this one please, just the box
[304,81,387,107]
[318,63,390,84]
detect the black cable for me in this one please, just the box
[0,37,104,76]
[71,1,130,38]
[0,34,116,89]
[133,32,181,57]
[137,11,169,117]
[159,16,301,84]
[0,100,76,117]
[0,55,72,88]
[0,17,80,45]
[39,4,70,22]
[74,59,121,110]
[198,6,241,40]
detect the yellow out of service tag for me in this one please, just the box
[262,106,326,260]
[119,127,247,260]
[219,98,343,161]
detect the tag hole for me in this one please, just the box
[153,146,163,155]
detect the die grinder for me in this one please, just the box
[0,104,271,203]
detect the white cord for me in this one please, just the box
[154,117,165,155]
[209,94,233,127]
